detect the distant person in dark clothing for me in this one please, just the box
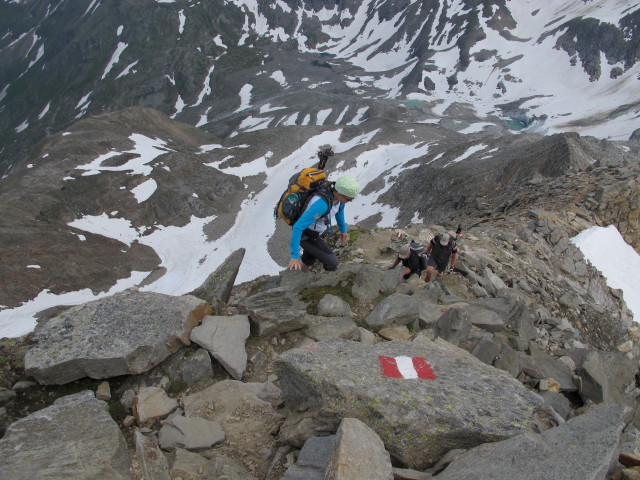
[388,244,422,280]
[424,232,458,283]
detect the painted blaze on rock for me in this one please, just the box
[276,339,543,470]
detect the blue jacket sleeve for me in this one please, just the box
[289,198,331,259]
[335,203,347,233]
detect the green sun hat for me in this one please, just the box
[334,176,360,198]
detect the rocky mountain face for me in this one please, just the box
[1,214,639,479]
[0,1,639,477]
[1,106,638,317]
[1,0,638,174]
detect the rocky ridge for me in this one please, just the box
[1,207,640,479]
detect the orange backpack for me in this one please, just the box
[274,168,332,226]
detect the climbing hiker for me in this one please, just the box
[288,176,360,272]
[424,231,458,283]
[388,244,422,281]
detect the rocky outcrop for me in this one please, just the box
[436,403,629,480]
[585,171,640,251]
[0,391,130,480]
[3,211,640,479]
[24,289,211,384]
[276,339,543,470]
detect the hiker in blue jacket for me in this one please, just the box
[288,176,360,272]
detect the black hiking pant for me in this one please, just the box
[300,230,339,271]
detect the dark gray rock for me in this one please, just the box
[576,350,638,406]
[115,346,213,397]
[529,346,577,392]
[282,436,335,480]
[466,305,505,332]
[24,290,211,385]
[436,403,629,480]
[436,307,472,346]
[0,389,16,408]
[173,348,214,388]
[471,338,502,366]
[191,248,245,308]
[0,407,9,437]
[512,305,540,342]
[365,292,418,328]
[494,343,522,378]
[11,381,37,393]
[541,391,573,420]
[276,339,543,470]
[238,288,307,336]
[0,391,130,479]
[352,264,387,301]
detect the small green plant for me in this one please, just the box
[168,379,188,394]
[348,228,364,244]
[109,400,127,420]
[0,355,8,366]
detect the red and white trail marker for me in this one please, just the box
[378,356,437,380]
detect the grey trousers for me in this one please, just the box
[300,230,339,271]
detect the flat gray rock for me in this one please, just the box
[276,339,543,470]
[436,403,629,480]
[190,314,251,379]
[304,315,360,341]
[159,414,225,451]
[238,288,308,336]
[0,391,130,480]
[24,289,211,385]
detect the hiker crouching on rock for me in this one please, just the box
[288,176,360,272]
[388,244,422,281]
[424,232,458,283]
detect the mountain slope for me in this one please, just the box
[0,0,638,175]
[0,106,638,337]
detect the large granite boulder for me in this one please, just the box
[276,339,543,469]
[24,289,211,384]
[0,391,130,479]
[436,403,629,480]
